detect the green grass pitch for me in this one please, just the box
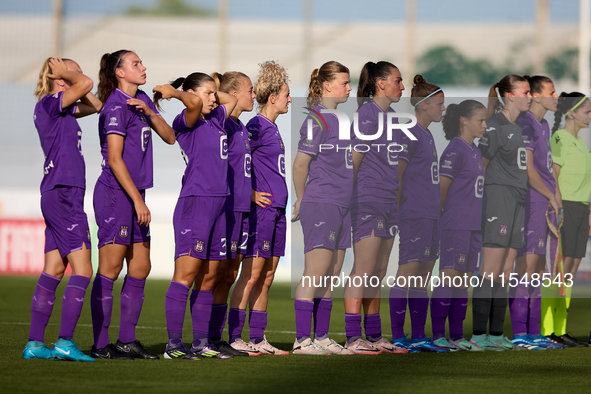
[1,276,590,394]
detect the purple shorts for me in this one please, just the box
[300,202,351,254]
[174,196,227,261]
[245,205,286,258]
[41,186,91,258]
[398,218,440,264]
[439,230,482,272]
[226,211,249,260]
[517,202,549,257]
[351,201,398,244]
[93,182,150,248]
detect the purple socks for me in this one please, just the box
[528,284,541,336]
[249,310,267,344]
[209,303,228,343]
[29,272,61,342]
[509,279,529,337]
[430,286,452,340]
[389,285,407,339]
[408,288,428,339]
[119,275,146,344]
[364,313,382,342]
[449,288,468,341]
[58,275,90,340]
[313,298,332,341]
[345,313,362,344]
[165,281,189,347]
[91,274,114,349]
[295,299,313,340]
[228,308,246,343]
[190,289,213,349]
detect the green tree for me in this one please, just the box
[126,0,213,17]
[545,47,579,82]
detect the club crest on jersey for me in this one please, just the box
[377,220,384,231]
[119,226,128,238]
[244,140,250,151]
[458,254,466,265]
[195,240,204,253]
[329,231,336,243]
[499,224,508,236]
[109,117,118,126]
[432,147,437,158]
[477,162,483,172]
[279,139,285,151]
[231,241,238,253]
[263,240,270,252]
[139,115,147,124]
[538,238,545,249]
[424,247,431,257]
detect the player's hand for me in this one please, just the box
[127,98,155,118]
[252,190,272,208]
[47,58,68,80]
[291,200,301,222]
[554,190,563,211]
[134,200,151,227]
[549,196,560,216]
[153,84,177,100]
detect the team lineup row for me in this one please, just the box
[23,51,591,362]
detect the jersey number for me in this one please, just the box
[517,147,527,170]
[475,175,484,198]
[141,127,151,152]
[431,162,439,184]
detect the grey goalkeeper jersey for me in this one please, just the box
[477,112,528,202]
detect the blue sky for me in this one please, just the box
[1,0,588,22]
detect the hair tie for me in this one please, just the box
[414,88,442,107]
[495,86,505,106]
[114,51,128,77]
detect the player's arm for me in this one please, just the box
[439,175,452,213]
[397,159,408,208]
[352,150,365,185]
[76,92,103,118]
[216,91,238,121]
[107,134,151,226]
[127,98,176,145]
[526,151,559,212]
[552,163,562,210]
[47,58,93,110]
[292,152,313,222]
[153,84,203,128]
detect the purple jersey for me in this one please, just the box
[97,89,159,190]
[246,114,288,208]
[518,111,555,203]
[352,101,400,203]
[298,104,354,207]
[224,116,252,212]
[398,123,440,220]
[439,137,484,230]
[173,105,230,198]
[34,91,85,193]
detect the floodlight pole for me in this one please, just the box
[219,0,229,72]
[303,0,313,87]
[52,0,63,57]
[534,0,548,75]
[406,0,416,81]
[579,0,590,94]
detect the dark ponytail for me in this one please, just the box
[357,61,398,108]
[152,73,214,111]
[486,74,527,119]
[523,75,553,95]
[306,61,350,108]
[442,99,486,141]
[552,91,586,133]
[153,77,185,111]
[97,49,130,103]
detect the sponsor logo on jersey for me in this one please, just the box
[67,224,79,231]
[508,133,514,139]
[195,240,204,253]
[329,231,336,242]
[302,138,314,148]
[111,105,122,111]
[538,238,545,249]
[262,240,270,252]
[53,93,59,98]
[424,247,431,257]
[486,127,495,132]
[120,226,128,238]
[315,222,325,227]
[487,217,498,222]
[231,241,238,253]
[377,220,384,230]
[499,224,508,236]
[477,161,483,172]
[442,160,452,169]
[458,254,466,264]
[108,117,118,127]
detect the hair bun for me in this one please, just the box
[413,74,427,86]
